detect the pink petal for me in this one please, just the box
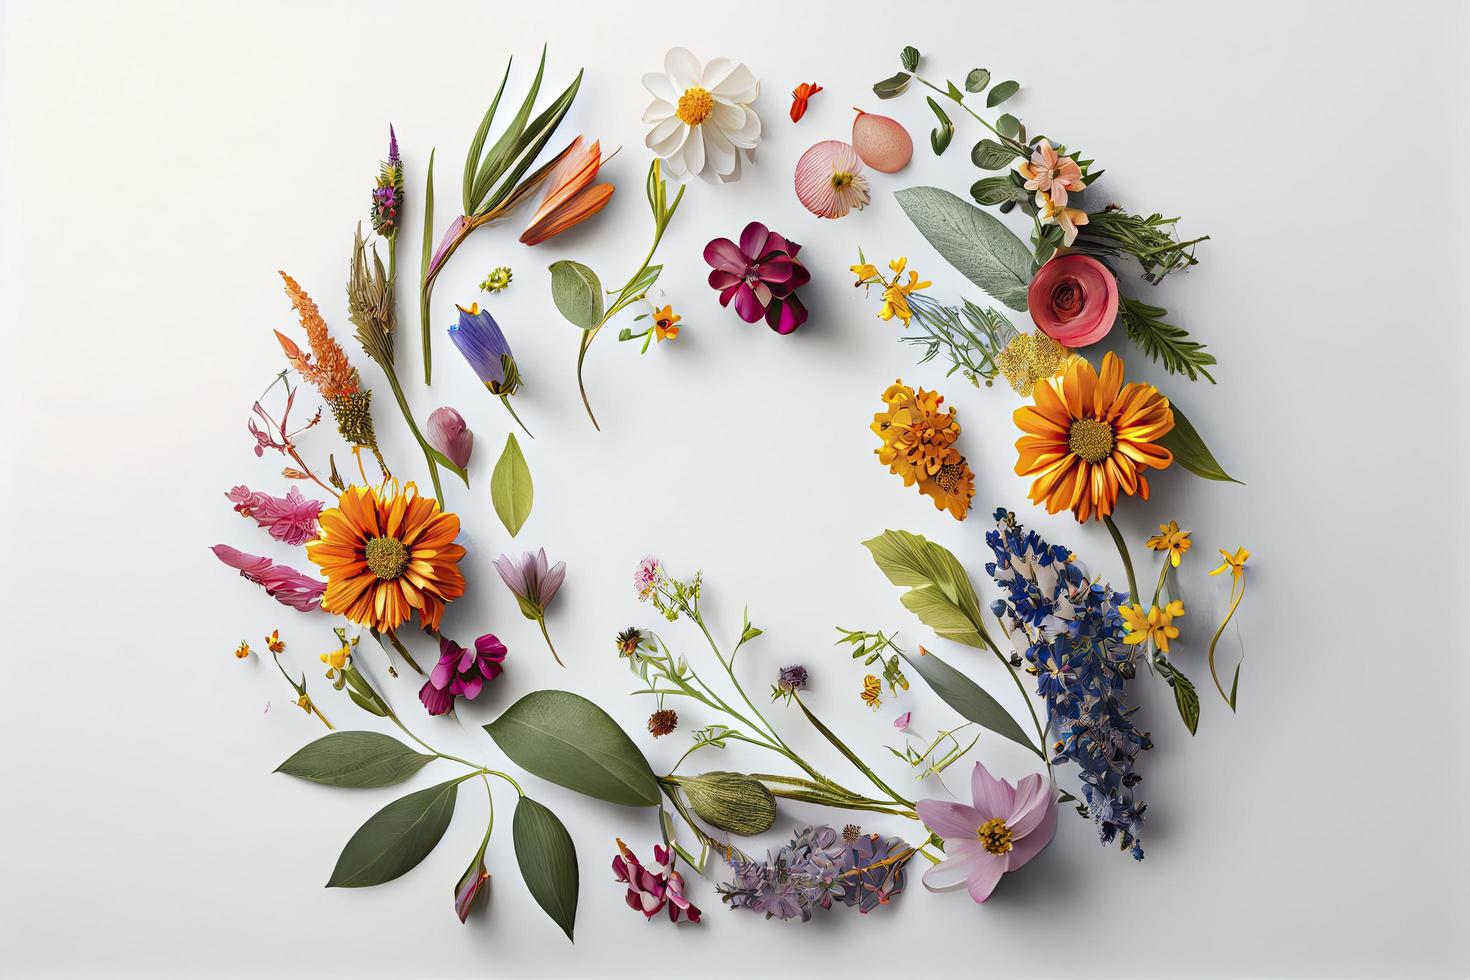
[920,842,984,891]
[731,283,764,322]
[703,238,748,274]
[1005,796,1057,871]
[1006,775,1052,837]
[916,799,982,840]
[965,853,1006,903]
[738,221,769,258]
[971,762,1015,819]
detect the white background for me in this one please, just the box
[2,1,1466,976]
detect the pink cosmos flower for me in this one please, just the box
[612,839,701,924]
[1027,254,1119,347]
[916,761,1057,903]
[1012,140,1086,207]
[419,633,506,716]
[210,544,325,612]
[225,485,323,547]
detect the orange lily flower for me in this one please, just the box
[519,137,615,246]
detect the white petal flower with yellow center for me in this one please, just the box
[642,47,761,183]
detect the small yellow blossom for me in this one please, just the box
[1209,547,1251,582]
[1120,601,1184,654]
[234,640,252,660]
[852,255,930,326]
[265,629,285,654]
[320,642,351,678]
[860,674,882,709]
[1145,521,1193,567]
[850,261,880,284]
[652,305,681,342]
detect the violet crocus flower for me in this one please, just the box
[447,303,531,437]
[425,407,474,469]
[418,633,506,716]
[225,485,323,547]
[493,549,566,667]
[704,221,811,334]
[612,840,701,924]
[211,544,325,612]
[916,761,1058,903]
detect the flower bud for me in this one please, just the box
[426,407,474,469]
[679,771,777,837]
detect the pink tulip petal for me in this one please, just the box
[703,238,748,274]
[738,221,769,259]
[732,283,764,323]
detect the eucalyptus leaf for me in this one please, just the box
[548,260,603,329]
[965,68,991,92]
[1159,402,1240,483]
[485,690,660,806]
[987,80,1020,107]
[862,529,991,649]
[971,138,1020,170]
[873,71,912,99]
[894,186,1031,311]
[326,778,462,888]
[491,432,534,536]
[277,732,433,788]
[970,175,1029,207]
[926,97,954,155]
[899,647,1041,757]
[900,46,920,71]
[513,797,578,940]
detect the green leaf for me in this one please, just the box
[899,647,1041,758]
[548,260,604,330]
[1159,402,1240,483]
[996,113,1021,139]
[462,59,512,214]
[987,80,1020,107]
[326,778,462,887]
[1119,296,1217,383]
[965,68,991,93]
[491,432,534,536]
[485,690,660,806]
[1158,659,1201,735]
[471,48,547,210]
[513,797,578,940]
[970,175,1029,207]
[900,46,920,71]
[971,138,1021,170]
[894,186,1032,311]
[945,80,964,102]
[1229,660,1242,711]
[277,732,433,788]
[862,529,991,649]
[926,97,953,155]
[873,71,912,99]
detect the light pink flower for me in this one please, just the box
[226,485,323,546]
[211,544,325,612]
[1012,140,1086,207]
[893,711,911,731]
[426,407,474,469]
[1038,195,1090,247]
[794,140,870,219]
[634,557,661,600]
[916,761,1057,903]
[494,549,567,667]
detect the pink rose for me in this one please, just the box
[1027,255,1118,348]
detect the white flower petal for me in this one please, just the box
[702,124,736,176]
[642,71,679,104]
[664,47,702,91]
[681,125,706,177]
[645,114,684,150]
[710,62,758,103]
[700,56,736,92]
[641,98,674,125]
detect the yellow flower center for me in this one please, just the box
[977,817,1013,855]
[364,536,408,580]
[1068,417,1115,463]
[676,86,714,126]
[832,171,854,189]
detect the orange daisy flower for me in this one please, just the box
[1013,352,1174,523]
[306,482,466,633]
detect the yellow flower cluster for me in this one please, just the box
[1121,599,1185,654]
[851,257,931,326]
[871,380,974,520]
[994,332,1072,396]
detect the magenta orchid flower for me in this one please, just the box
[704,221,811,335]
[493,549,566,667]
[916,761,1057,903]
[210,544,325,612]
[612,839,701,924]
[418,633,507,716]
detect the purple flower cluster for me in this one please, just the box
[370,125,403,235]
[719,825,910,921]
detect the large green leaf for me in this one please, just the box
[548,260,603,329]
[276,732,433,788]
[485,691,660,806]
[491,432,534,536]
[326,777,462,887]
[862,529,991,649]
[513,796,578,940]
[900,647,1041,757]
[1160,402,1240,483]
[894,186,1031,311]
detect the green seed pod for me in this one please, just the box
[679,771,777,837]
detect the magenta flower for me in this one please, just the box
[612,839,701,924]
[916,761,1057,903]
[210,544,325,612]
[418,633,506,716]
[225,485,323,547]
[704,221,811,335]
[425,407,474,469]
[494,549,566,667]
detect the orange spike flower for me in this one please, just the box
[276,272,358,400]
[519,137,615,246]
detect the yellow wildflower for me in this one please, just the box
[1209,547,1250,582]
[234,640,252,660]
[320,642,351,679]
[652,305,681,342]
[1120,601,1184,654]
[1145,521,1193,567]
[265,629,285,654]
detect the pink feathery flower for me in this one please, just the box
[225,485,323,546]
[211,544,326,612]
[634,557,661,599]
[916,761,1057,903]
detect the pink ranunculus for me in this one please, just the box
[1027,254,1118,348]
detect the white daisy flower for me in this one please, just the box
[642,47,761,183]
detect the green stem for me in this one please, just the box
[537,617,564,668]
[381,630,424,675]
[500,395,534,439]
[981,632,1050,765]
[380,362,446,508]
[794,694,913,808]
[1104,514,1141,603]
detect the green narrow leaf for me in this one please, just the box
[472,46,548,206]
[419,149,435,284]
[926,97,954,155]
[873,71,912,99]
[478,71,584,214]
[1158,659,1201,735]
[971,138,1021,170]
[965,68,991,92]
[548,259,604,329]
[1229,660,1242,711]
[899,46,920,71]
[899,647,1041,758]
[326,778,462,887]
[1119,296,1217,383]
[277,732,433,788]
[485,691,661,806]
[491,432,534,536]
[1159,401,1240,483]
[462,59,512,214]
[987,80,1020,107]
[861,529,992,649]
[513,797,578,940]
[894,186,1032,311]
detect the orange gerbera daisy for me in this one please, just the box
[306,482,466,633]
[1013,352,1174,523]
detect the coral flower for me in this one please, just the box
[519,136,615,246]
[306,482,466,634]
[1013,352,1175,523]
[795,140,870,218]
[917,762,1057,903]
[1038,194,1090,247]
[1012,140,1086,207]
[1027,254,1118,348]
